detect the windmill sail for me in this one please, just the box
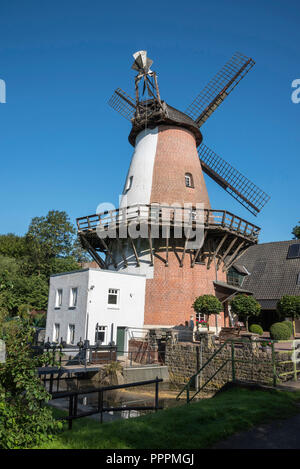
[108,88,136,121]
[198,143,270,216]
[185,52,255,127]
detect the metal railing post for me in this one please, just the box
[186,382,190,404]
[271,342,277,387]
[231,341,236,382]
[155,377,159,412]
[69,395,73,430]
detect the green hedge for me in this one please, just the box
[283,321,294,336]
[249,324,263,335]
[270,322,291,340]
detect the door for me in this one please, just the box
[116,327,126,358]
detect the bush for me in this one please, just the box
[284,320,294,336]
[249,324,263,335]
[0,320,62,448]
[270,322,291,340]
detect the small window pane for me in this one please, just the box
[53,323,60,342]
[70,288,78,307]
[56,289,63,307]
[108,288,119,305]
[68,324,75,344]
[95,325,106,344]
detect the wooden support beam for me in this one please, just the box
[165,235,169,267]
[224,246,248,272]
[80,235,107,269]
[129,235,140,267]
[216,237,238,270]
[148,226,154,266]
[222,240,246,272]
[180,229,191,267]
[207,234,228,270]
[191,231,207,268]
[115,237,128,268]
[98,237,118,269]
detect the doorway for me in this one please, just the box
[116,327,126,358]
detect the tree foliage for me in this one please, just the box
[0,210,90,317]
[192,295,223,316]
[230,294,261,330]
[277,295,300,319]
[0,319,62,448]
[292,221,300,239]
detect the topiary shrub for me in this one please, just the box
[270,322,291,340]
[249,324,263,335]
[283,320,293,336]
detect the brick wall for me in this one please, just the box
[144,241,228,327]
[165,335,298,392]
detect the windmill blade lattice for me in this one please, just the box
[185,52,255,127]
[198,143,270,216]
[108,88,136,121]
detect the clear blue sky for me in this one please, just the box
[0,0,299,243]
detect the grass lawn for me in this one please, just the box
[38,386,300,449]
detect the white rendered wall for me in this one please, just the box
[120,127,158,208]
[86,269,146,349]
[45,269,146,350]
[45,270,89,345]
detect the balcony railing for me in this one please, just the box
[77,204,260,242]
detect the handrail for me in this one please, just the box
[176,339,232,401]
[76,204,260,241]
[176,337,277,403]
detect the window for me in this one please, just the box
[124,175,133,193]
[196,312,205,322]
[95,325,107,344]
[287,244,300,259]
[53,323,60,342]
[108,288,119,306]
[185,173,194,188]
[70,287,78,307]
[68,324,75,345]
[297,273,300,286]
[55,289,63,307]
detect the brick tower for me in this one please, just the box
[77,51,270,331]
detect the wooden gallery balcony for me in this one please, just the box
[76,204,260,272]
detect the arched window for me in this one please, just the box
[185,173,194,188]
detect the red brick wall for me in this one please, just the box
[144,244,228,327]
[150,125,211,209]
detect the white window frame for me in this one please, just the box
[55,289,63,308]
[185,173,193,188]
[107,288,120,308]
[53,323,60,343]
[95,325,107,344]
[68,324,75,345]
[69,287,78,308]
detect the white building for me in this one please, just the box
[45,268,146,351]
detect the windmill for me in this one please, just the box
[109,50,269,216]
[77,50,270,330]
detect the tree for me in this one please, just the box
[192,294,223,331]
[292,222,300,239]
[0,234,28,259]
[230,294,261,331]
[277,295,300,337]
[26,210,77,274]
[0,319,62,448]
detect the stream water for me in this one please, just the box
[48,377,183,423]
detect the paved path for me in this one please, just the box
[213,413,300,449]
